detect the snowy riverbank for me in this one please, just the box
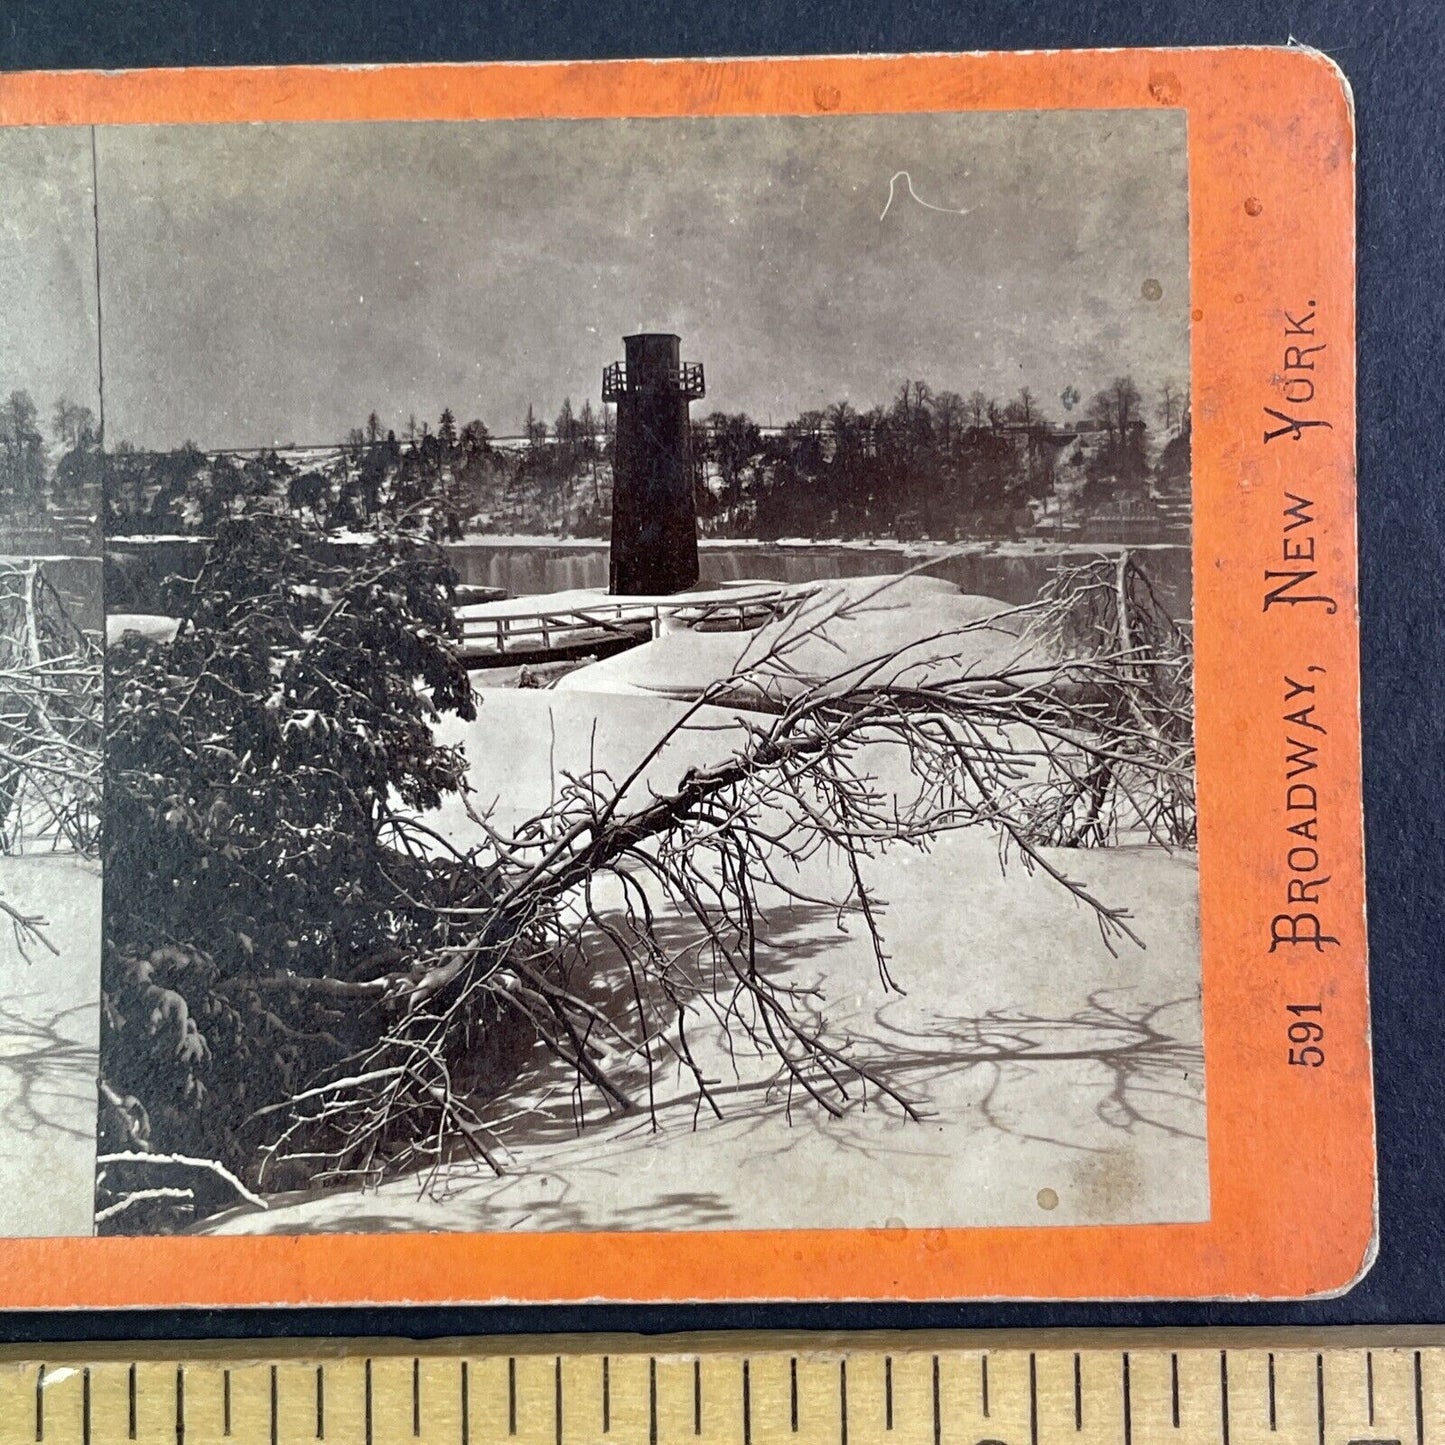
[200,571,1206,1236]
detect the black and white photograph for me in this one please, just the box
[0,122,104,1235]
[13,110,1201,1237]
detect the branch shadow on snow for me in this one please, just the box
[468,875,1205,1171]
[473,898,855,1152]
[858,990,1205,1151]
[0,997,98,1145]
[197,977,1203,1237]
[193,901,1204,1236]
[243,1186,739,1237]
[475,869,1203,1159]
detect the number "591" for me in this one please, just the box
[1287,1002,1324,1067]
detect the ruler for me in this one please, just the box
[3,1336,1443,1445]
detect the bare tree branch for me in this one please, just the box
[254,554,1195,1192]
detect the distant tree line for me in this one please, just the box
[103,373,1189,544]
[696,375,1188,541]
[701,382,1052,541]
[0,389,104,515]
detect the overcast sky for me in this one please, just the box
[0,110,1187,450]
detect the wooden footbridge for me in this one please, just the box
[457,582,807,668]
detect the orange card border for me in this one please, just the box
[0,46,1368,1304]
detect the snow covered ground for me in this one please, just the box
[107,612,180,645]
[201,573,1206,1237]
[0,855,100,1237]
[550,574,1047,704]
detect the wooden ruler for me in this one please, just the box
[4,1336,1443,1445]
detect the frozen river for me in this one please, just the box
[444,537,1194,619]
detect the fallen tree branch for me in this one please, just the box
[256,554,1195,1191]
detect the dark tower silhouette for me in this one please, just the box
[602,333,705,595]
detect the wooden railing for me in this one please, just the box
[600,360,706,402]
[457,590,800,660]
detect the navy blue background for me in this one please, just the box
[1,0,1441,1336]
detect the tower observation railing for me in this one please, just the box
[601,360,706,402]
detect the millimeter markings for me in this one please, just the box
[8,1342,1445,1445]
